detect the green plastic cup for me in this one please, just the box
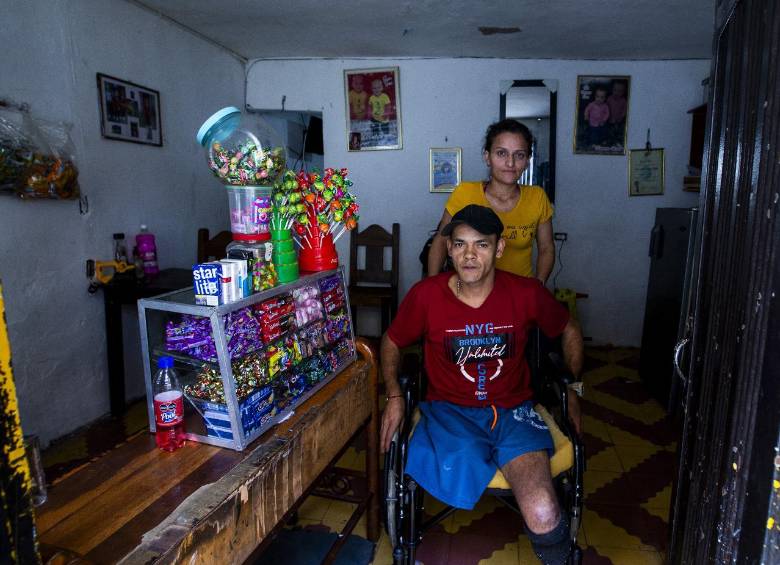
[276,262,299,283]
[272,238,295,253]
[271,228,292,241]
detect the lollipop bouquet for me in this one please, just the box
[283,168,359,271]
[270,170,304,236]
[268,172,304,282]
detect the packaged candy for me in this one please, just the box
[297,320,327,358]
[318,273,343,293]
[257,294,295,318]
[266,333,302,378]
[293,284,324,327]
[260,314,296,345]
[184,350,270,403]
[165,309,264,362]
[325,312,351,344]
[299,355,327,388]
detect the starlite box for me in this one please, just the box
[192,262,222,306]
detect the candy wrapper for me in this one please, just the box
[320,340,354,373]
[165,309,263,362]
[266,333,303,378]
[252,259,277,291]
[209,142,285,186]
[256,293,297,344]
[298,320,327,358]
[184,350,270,403]
[324,311,351,344]
[0,106,80,199]
[274,370,307,411]
[299,355,328,388]
[293,284,324,327]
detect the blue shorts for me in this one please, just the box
[405,400,553,510]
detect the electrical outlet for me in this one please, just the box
[554,232,568,242]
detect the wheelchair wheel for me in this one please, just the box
[383,432,401,548]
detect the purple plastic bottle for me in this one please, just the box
[136,224,159,276]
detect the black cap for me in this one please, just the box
[441,205,504,238]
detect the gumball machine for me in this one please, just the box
[196,107,286,242]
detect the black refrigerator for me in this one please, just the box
[639,207,698,411]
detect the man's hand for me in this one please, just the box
[380,396,405,453]
[567,392,582,437]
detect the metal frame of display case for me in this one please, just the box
[138,267,356,451]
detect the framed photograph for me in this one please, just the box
[573,75,630,155]
[429,147,461,193]
[344,67,402,151]
[629,148,665,196]
[97,73,162,146]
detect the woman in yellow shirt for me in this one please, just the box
[427,119,555,282]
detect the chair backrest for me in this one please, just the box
[349,223,400,288]
[197,228,232,264]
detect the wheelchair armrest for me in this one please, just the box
[397,371,419,438]
[539,352,580,437]
[544,352,578,386]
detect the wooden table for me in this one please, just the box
[38,339,380,564]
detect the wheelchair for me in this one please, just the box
[383,344,585,565]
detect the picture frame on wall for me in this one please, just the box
[97,73,162,146]
[629,148,665,196]
[344,67,402,151]
[573,75,630,155]
[429,147,461,193]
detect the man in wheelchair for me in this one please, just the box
[380,205,584,564]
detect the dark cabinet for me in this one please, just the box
[639,207,698,410]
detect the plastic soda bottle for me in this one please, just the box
[153,356,185,452]
[136,224,159,276]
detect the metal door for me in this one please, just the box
[668,0,780,562]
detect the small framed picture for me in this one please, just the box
[429,147,461,193]
[574,75,630,155]
[629,148,665,196]
[97,73,162,146]
[344,67,402,151]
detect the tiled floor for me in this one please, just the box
[294,347,676,564]
[42,346,676,564]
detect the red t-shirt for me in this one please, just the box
[387,271,569,408]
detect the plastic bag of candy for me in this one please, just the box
[0,105,80,199]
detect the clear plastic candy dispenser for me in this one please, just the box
[196,107,286,186]
[226,185,273,238]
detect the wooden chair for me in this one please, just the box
[196,228,232,263]
[348,223,400,336]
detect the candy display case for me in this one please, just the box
[138,268,356,451]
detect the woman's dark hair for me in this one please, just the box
[483,119,534,156]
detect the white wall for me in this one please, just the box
[247,58,708,345]
[0,0,242,445]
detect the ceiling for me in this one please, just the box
[134,0,715,61]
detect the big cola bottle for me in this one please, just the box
[153,356,185,452]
